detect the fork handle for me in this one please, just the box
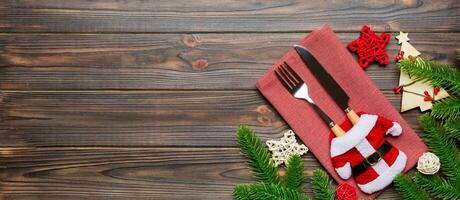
[307,102,345,137]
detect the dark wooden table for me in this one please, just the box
[0,1,458,199]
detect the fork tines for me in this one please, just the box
[275,62,303,93]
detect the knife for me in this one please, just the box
[293,45,360,125]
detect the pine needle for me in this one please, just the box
[431,97,460,120]
[399,58,460,94]
[394,174,430,200]
[311,169,335,200]
[444,119,460,140]
[284,155,305,193]
[236,125,280,185]
[420,115,460,185]
[414,173,460,200]
[233,183,309,200]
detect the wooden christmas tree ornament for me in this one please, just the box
[396,31,449,112]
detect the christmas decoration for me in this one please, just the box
[311,169,336,200]
[395,51,404,62]
[266,130,309,166]
[393,50,460,200]
[399,58,460,96]
[417,152,440,175]
[431,97,460,121]
[233,125,336,200]
[395,31,449,112]
[330,114,406,194]
[335,183,357,200]
[394,174,430,200]
[347,25,390,69]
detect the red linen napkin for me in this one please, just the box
[256,25,428,199]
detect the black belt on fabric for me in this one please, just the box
[352,141,392,176]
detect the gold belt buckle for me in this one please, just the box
[366,151,382,166]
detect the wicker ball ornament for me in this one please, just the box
[417,152,440,175]
[336,182,357,200]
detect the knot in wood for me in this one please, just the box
[183,34,201,48]
[256,105,274,126]
[191,59,208,71]
[256,105,271,114]
[257,115,272,126]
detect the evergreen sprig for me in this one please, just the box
[414,173,460,200]
[457,48,460,62]
[236,125,280,185]
[444,119,460,140]
[233,183,309,200]
[431,97,460,120]
[399,58,460,94]
[420,114,460,186]
[284,155,305,193]
[311,169,335,200]
[395,52,460,200]
[233,126,335,200]
[394,174,430,200]
[233,184,251,200]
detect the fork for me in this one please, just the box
[275,62,345,137]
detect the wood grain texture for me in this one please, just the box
[0,0,459,33]
[2,1,456,199]
[1,33,458,90]
[0,90,422,147]
[0,147,403,200]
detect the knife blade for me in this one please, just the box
[294,45,360,124]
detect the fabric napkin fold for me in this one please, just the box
[256,25,427,199]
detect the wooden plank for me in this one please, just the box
[0,90,422,147]
[0,0,458,33]
[0,33,458,90]
[0,147,403,199]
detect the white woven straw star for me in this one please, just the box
[266,130,309,166]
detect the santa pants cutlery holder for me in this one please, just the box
[329,113,407,194]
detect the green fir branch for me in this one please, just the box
[236,125,280,185]
[233,183,309,200]
[233,184,252,200]
[393,174,430,200]
[311,169,335,200]
[399,58,460,94]
[284,155,305,193]
[234,126,339,200]
[431,97,460,120]
[414,173,460,200]
[394,52,460,200]
[457,48,460,63]
[444,119,460,140]
[420,115,460,185]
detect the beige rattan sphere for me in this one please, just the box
[417,152,440,175]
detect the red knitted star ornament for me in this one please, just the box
[348,25,390,69]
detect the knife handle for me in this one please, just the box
[345,109,360,125]
[331,123,345,137]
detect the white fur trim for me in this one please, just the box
[355,139,375,158]
[372,156,390,175]
[386,122,402,136]
[358,150,407,194]
[330,114,378,157]
[335,162,352,180]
